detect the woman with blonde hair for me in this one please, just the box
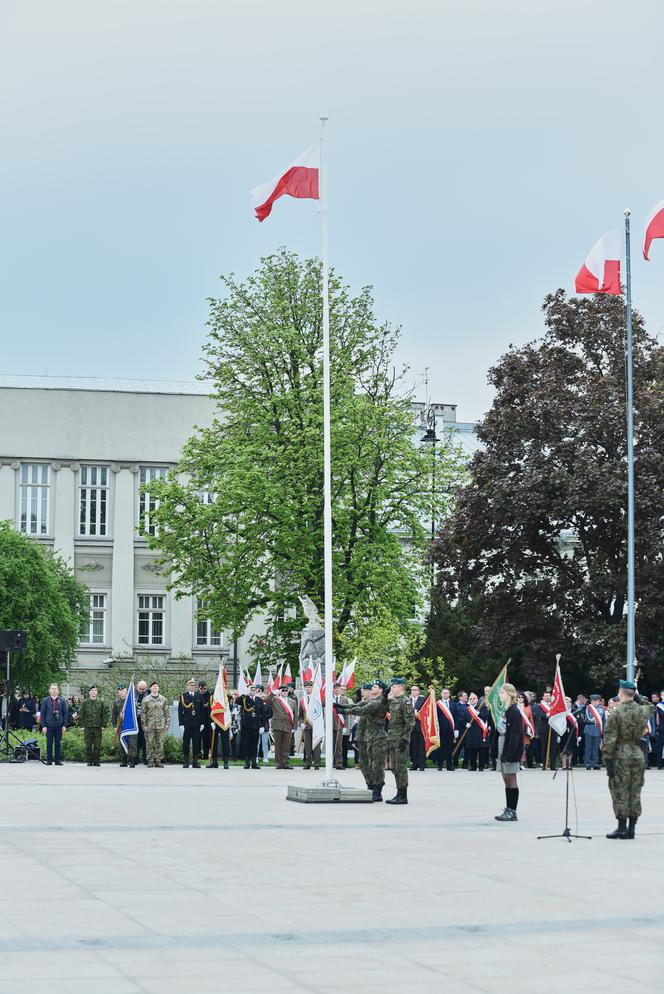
[492,682,522,822]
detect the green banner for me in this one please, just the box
[486,662,509,725]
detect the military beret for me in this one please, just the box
[390,678,406,686]
[150,680,159,688]
[117,683,127,690]
[619,680,636,690]
[88,685,97,691]
[373,680,388,691]
[361,682,373,690]
[589,693,601,700]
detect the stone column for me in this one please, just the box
[52,462,76,566]
[111,464,137,655]
[0,461,16,523]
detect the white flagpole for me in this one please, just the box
[624,210,636,682]
[320,116,335,786]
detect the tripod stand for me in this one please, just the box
[0,647,43,763]
[538,763,592,843]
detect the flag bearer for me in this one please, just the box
[299,679,322,770]
[178,679,202,768]
[79,686,108,767]
[604,681,655,839]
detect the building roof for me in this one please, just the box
[0,375,213,396]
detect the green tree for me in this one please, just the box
[144,250,464,667]
[0,521,89,693]
[433,290,664,692]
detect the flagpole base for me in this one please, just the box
[286,784,374,804]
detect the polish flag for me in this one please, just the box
[251,143,320,222]
[283,663,293,687]
[341,658,356,692]
[548,663,569,737]
[211,665,231,731]
[301,656,314,682]
[643,198,664,260]
[237,668,249,695]
[575,229,621,295]
[273,665,283,691]
[253,663,263,689]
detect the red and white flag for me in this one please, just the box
[341,658,356,692]
[251,143,320,222]
[283,663,293,687]
[253,663,263,689]
[211,665,231,732]
[548,663,569,737]
[301,656,314,682]
[272,665,283,691]
[643,198,664,260]
[575,229,621,295]
[237,667,249,696]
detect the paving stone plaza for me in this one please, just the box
[1,763,662,994]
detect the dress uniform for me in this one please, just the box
[385,678,415,805]
[78,687,109,766]
[299,680,322,770]
[237,689,264,768]
[197,681,212,759]
[583,694,606,769]
[268,687,298,769]
[141,681,171,767]
[178,679,202,768]
[604,681,655,839]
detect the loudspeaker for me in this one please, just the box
[0,629,28,651]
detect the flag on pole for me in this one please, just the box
[548,662,569,737]
[266,669,274,694]
[306,663,325,748]
[254,662,263,688]
[643,198,664,260]
[237,668,249,695]
[120,681,139,754]
[251,143,320,222]
[283,663,293,687]
[301,656,314,682]
[341,658,356,691]
[211,665,232,731]
[273,665,283,691]
[418,687,440,757]
[575,229,621,295]
[485,662,509,725]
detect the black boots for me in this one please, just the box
[372,786,383,802]
[627,816,638,839]
[607,818,628,839]
[385,787,408,805]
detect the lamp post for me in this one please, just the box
[420,405,439,591]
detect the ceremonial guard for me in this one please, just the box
[178,679,202,768]
[408,685,426,771]
[385,678,415,804]
[604,681,655,839]
[40,683,69,766]
[135,680,148,764]
[237,685,264,768]
[112,685,136,767]
[299,679,322,770]
[583,693,605,769]
[268,685,298,769]
[338,682,389,801]
[435,688,456,771]
[141,680,170,768]
[197,680,212,760]
[79,686,109,766]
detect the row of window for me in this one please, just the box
[17,462,216,538]
[82,593,222,649]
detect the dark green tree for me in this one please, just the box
[0,521,89,693]
[144,250,464,667]
[433,290,664,692]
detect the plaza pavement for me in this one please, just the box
[1,761,663,994]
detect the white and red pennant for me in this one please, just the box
[251,143,320,222]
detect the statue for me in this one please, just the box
[298,595,326,670]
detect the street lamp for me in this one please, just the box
[420,406,439,590]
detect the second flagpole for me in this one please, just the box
[624,210,636,683]
[320,116,336,785]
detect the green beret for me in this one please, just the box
[373,680,388,691]
[361,682,373,690]
[117,683,127,690]
[390,678,406,686]
[88,685,97,691]
[619,680,636,691]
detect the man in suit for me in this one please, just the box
[435,688,456,771]
[408,685,427,771]
[452,691,469,768]
[178,678,202,768]
[237,685,264,769]
[13,690,37,730]
[41,683,69,766]
[532,691,555,769]
[267,684,298,769]
[299,679,321,769]
[584,693,606,769]
[332,680,351,770]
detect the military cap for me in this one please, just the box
[619,680,636,690]
[373,679,388,691]
[361,682,373,690]
[303,679,313,687]
[88,684,97,691]
[390,677,406,686]
[186,678,196,686]
[150,680,159,688]
[589,693,601,700]
[117,683,127,690]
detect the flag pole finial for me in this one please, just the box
[624,208,631,217]
[555,653,561,664]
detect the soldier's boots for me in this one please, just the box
[207,761,219,768]
[494,808,518,822]
[627,816,638,839]
[386,787,408,805]
[371,786,383,802]
[606,818,629,839]
[129,761,136,768]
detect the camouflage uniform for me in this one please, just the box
[603,699,654,819]
[112,696,137,766]
[355,711,369,786]
[387,695,416,790]
[141,693,171,767]
[345,696,388,788]
[79,698,109,764]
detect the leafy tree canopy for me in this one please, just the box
[433,290,664,692]
[0,521,89,693]
[145,250,464,667]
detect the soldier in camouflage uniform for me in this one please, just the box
[354,683,373,787]
[141,680,171,767]
[604,680,655,839]
[78,686,109,766]
[338,682,389,801]
[111,685,138,767]
[385,678,415,806]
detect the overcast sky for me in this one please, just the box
[2,1,664,421]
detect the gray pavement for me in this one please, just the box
[1,761,663,994]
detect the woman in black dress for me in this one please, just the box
[492,683,523,822]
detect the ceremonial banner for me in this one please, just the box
[306,665,325,749]
[120,681,139,754]
[341,658,356,691]
[251,143,320,222]
[548,663,569,737]
[643,198,664,260]
[418,688,440,757]
[211,665,231,731]
[486,663,509,725]
[575,228,621,295]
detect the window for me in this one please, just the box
[196,598,222,646]
[138,594,165,645]
[79,465,109,536]
[139,466,168,536]
[82,593,107,645]
[197,490,217,505]
[19,463,50,535]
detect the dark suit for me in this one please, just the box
[41,695,69,764]
[237,694,265,767]
[178,691,202,766]
[408,695,426,769]
[435,698,456,770]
